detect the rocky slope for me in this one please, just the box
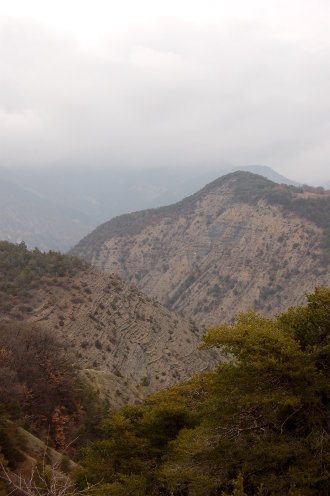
[71,172,330,327]
[0,244,220,406]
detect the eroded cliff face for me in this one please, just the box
[72,173,330,327]
[6,267,220,403]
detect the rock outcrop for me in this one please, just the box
[71,172,330,327]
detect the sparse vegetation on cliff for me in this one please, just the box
[233,173,330,254]
[0,241,86,314]
[70,172,330,327]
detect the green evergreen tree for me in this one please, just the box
[77,288,330,495]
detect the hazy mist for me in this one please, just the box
[1,1,330,184]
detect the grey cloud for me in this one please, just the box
[0,17,329,183]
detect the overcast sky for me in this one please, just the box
[0,0,329,184]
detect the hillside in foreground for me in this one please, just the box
[71,172,330,327]
[75,288,330,495]
[0,244,328,495]
[0,241,220,405]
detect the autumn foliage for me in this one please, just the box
[0,322,81,449]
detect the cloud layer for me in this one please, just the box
[1,1,330,183]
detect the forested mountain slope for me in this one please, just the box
[71,172,330,327]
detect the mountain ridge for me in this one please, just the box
[71,172,330,327]
[0,165,316,251]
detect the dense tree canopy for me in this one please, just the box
[77,288,329,495]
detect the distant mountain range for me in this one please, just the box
[71,171,330,327]
[0,176,93,251]
[0,164,315,251]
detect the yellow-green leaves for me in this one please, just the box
[78,288,330,495]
